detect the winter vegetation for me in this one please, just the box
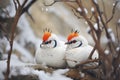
[0,0,120,80]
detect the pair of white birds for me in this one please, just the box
[35,30,98,68]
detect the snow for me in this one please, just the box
[17,14,41,49]
[113,3,115,6]
[91,7,95,12]
[93,0,98,4]
[84,8,88,14]
[0,59,72,80]
[116,46,120,51]
[77,7,82,12]
[86,23,98,33]
[33,69,72,80]
[79,72,85,78]
[6,0,15,17]
[117,19,120,25]
[94,23,98,30]
[13,41,34,62]
[0,37,9,52]
[107,28,115,42]
[104,49,110,55]
[0,60,7,80]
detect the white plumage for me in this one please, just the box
[35,31,66,68]
[65,32,98,67]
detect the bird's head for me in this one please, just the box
[40,29,58,49]
[65,30,88,50]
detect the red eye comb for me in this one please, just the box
[67,32,79,41]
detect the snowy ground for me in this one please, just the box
[0,59,72,80]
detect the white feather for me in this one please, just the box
[65,35,98,67]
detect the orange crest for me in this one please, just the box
[43,31,51,42]
[67,32,79,41]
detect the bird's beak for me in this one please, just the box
[41,41,45,44]
[40,41,46,48]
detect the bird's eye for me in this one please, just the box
[72,40,77,43]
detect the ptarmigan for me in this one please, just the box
[35,30,66,68]
[65,30,98,67]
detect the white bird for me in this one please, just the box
[65,31,98,68]
[35,30,66,68]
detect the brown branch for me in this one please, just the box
[88,45,96,59]
[116,23,120,43]
[75,0,98,45]
[91,1,102,43]
[5,1,28,80]
[26,64,54,73]
[21,0,37,15]
[101,0,107,21]
[82,64,99,70]
[76,0,105,57]
[43,0,58,6]
[13,0,17,10]
[44,0,76,6]
[21,0,27,8]
[21,0,36,22]
[16,0,21,7]
[106,1,119,24]
[72,9,82,19]
[75,59,99,68]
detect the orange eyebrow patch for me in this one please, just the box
[43,31,51,42]
[67,32,79,41]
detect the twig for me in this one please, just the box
[43,0,58,6]
[88,45,96,59]
[75,59,99,68]
[101,0,107,21]
[5,1,28,80]
[21,0,36,22]
[106,1,119,24]
[72,9,82,19]
[26,64,54,73]
[16,0,21,7]
[13,0,17,11]
[116,23,120,43]
[43,0,76,6]
[21,0,37,15]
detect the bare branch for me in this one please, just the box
[44,0,76,6]
[106,1,119,24]
[16,0,21,7]
[13,0,17,10]
[21,0,27,8]
[88,45,96,59]
[101,0,107,21]
[5,0,28,80]
[75,59,99,68]
[43,0,58,6]
[21,0,36,14]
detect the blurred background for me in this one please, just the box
[0,0,120,62]
[0,0,120,79]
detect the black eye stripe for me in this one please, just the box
[69,40,77,44]
[72,40,77,43]
[43,40,57,48]
[45,40,51,44]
